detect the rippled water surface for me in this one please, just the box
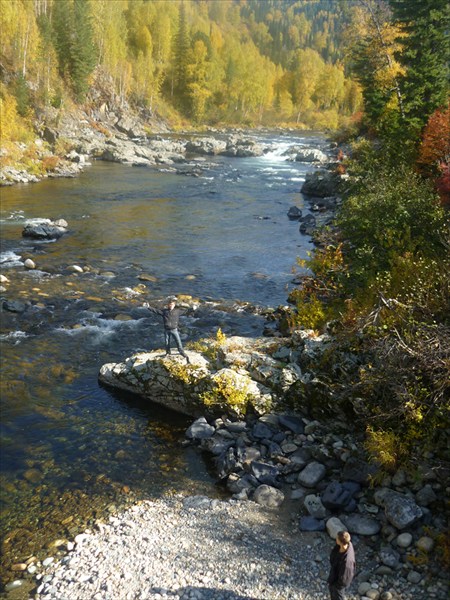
[0,131,326,587]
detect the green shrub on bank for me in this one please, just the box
[338,161,448,295]
[287,138,449,467]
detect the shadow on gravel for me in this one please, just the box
[149,587,257,599]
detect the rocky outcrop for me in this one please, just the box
[98,337,281,417]
[22,219,69,240]
[301,170,347,198]
[295,148,328,163]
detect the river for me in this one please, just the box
[0,131,327,588]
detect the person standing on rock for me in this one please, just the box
[327,530,356,600]
[143,296,190,363]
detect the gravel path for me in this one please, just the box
[30,495,445,600]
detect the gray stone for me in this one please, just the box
[278,414,304,434]
[381,491,423,529]
[236,445,261,465]
[299,516,325,532]
[253,484,284,508]
[186,418,215,440]
[250,461,280,486]
[22,222,67,240]
[407,570,422,584]
[416,536,434,553]
[252,422,274,440]
[342,456,372,484]
[304,494,327,519]
[326,517,347,539]
[3,300,27,313]
[396,533,413,548]
[343,514,381,536]
[297,461,326,488]
[24,258,36,269]
[322,481,353,511]
[289,447,312,469]
[358,582,372,595]
[216,447,238,479]
[182,496,211,510]
[380,546,400,568]
[415,484,437,507]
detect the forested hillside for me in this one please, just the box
[1,0,364,136]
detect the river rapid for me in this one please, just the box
[0,131,328,586]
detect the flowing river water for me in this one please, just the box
[0,131,327,589]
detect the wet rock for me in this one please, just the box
[22,220,68,240]
[3,300,27,313]
[250,461,280,487]
[287,206,302,220]
[295,148,328,163]
[24,258,36,269]
[298,214,316,235]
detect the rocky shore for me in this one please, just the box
[0,65,341,187]
[9,491,447,600]
[93,330,449,600]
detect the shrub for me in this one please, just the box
[337,162,447,291]
[200,371,251,416]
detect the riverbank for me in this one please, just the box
[6,493,445,600]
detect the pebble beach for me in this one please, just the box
[22,494,447,600]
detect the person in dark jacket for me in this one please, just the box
[328,530,356,600]
[143,296,190,363]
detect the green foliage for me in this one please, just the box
[71,0,97,101]
[364,427,407,474]
[14,74,31,117]
[188,327,226,363]
[338,156,448,291]
[390,0,450,138]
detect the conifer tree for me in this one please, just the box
[390,0,450,136]
[52,0,73,77]
[71,0,97,101]
[173,1,190,110]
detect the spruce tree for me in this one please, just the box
[173,1,190,110]
[52,0,73,77]
[71,0,97,101]
[390,0,450,136]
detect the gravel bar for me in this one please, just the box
[30,495,445,600]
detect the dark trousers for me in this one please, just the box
[164,328,186,356]
[329,584,346,600]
